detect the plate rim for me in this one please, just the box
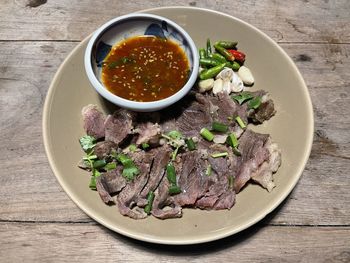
[42,6,314,245]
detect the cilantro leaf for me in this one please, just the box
[116,153,139,180]
[248,96,262,109]
[167,130,183,140]
[79,135,96,152]
[122,164,140,180]
[231,92,254,105]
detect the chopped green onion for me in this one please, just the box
[226,133,238,148]
[231,92,254,105]
[211,152,228,158]
[168,185,182,195]
[171,146,180,161]
[89,176,97,190]
[104,162,117,171]
[185,138,196,151]
[205,164,212,176]
[248,96,262,109]
[141,143,150,149]
[200,128,214,141]
[235,116,246,129]
[232,147,242,156]
[82,154,98,161]
[128,144,137,152]
[166,163,177,185]
[144,191,155,215]
[211,121,228,132]
[228,176,235,189]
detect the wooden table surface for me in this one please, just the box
[1,0,349,262]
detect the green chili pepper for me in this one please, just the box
[214,44,235,61]
[206,38,212,56]
[225,61,241,71]
[199,63,226,80]
[200,58,221,67]
[199,48,206,59]
[212,53,227,63]
[215,40,238,49]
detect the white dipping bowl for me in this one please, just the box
[84,13,199,112]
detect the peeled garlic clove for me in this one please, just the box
[198,78,214,93]
[230,72,244,92]
[213,134,227,144]
[222,80,232,94]
[216,67,234,81]
[212,79,224,95]
[238,66,254,85]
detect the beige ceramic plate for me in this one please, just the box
[43,7,313,245]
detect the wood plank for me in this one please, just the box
[0,0,349,43]
[0,41,349,224]
[0,223,349,262]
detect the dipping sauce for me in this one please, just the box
[101,36,190,102]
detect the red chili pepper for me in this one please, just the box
[227,50,246,63]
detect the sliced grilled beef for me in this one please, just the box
[137,145,172,206]
[174,151,203,206]
[104,109,136,145]
[94,141,116,159]
[248,99,276,124]
[82,104,105,139]
[175,96,213,137]
[234,129,270,193]
[116,160,152,219]
[251,138,281,191]
[151,174,182,219]
[135,122,161,146]
[96,166,125,203]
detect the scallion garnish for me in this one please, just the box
[200,128,214,141]
[186,138,196,151]
[166,163,177,185]
[144,191,155,215]
[232,147,242,156]
[235,116,246,129]
[166,162,182,195]
[226,133,238,148]
[168,185,182,195]
[248,96,262,109]
[211,121,228,132]
[211,152,228,158]
[92,159,107,169]
[205,164,212,176]
[228,176,234,189]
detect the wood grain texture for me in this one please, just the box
[0,42,349,225]
[0,223,349,263]
[0,0,349,43]
[0,0,349,260]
